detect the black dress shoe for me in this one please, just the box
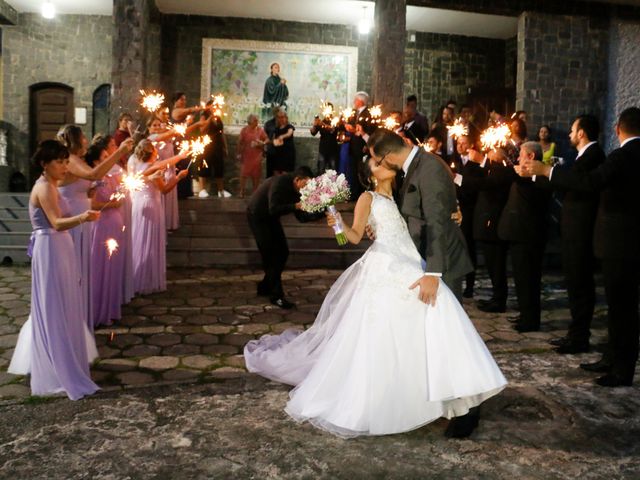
[445,411,479,438]
[514,324,540,333]
[595,374,633,387]
[555,341,590,354]
[270,297,295,309]
[463,287,474,299]
[549,336,569,347]
[507,315,520,324]
[580,359,612,373]
[477,300,506,313]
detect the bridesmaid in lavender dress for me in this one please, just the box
[128,139,188,294]
[56,125,133,329]
[9,140,100,400]
[147,115,200,231]
[86,137,125,327]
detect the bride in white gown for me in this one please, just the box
[244,159,507,438]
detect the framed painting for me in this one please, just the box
[201,39,358,133]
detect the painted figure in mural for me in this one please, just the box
[263,62,289,111]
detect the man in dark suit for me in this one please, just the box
[498,142,552,332]
[451,135,483,298]
[433,106,456,162]
[263,107,278,178]
[247,166,318,309]
[453,148,516,312]
[406,94,429,133]
[521,107,640,387]
[402,106,428,146]
[535,115,605,354]
[367,128,476,437]
[345,92,375,198]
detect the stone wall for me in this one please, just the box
[160,15,374,112]
[516,12,609,154]
[603,18,640,152]
[404,32,506,123]
[505,36,517,89]
[0,13,112,181]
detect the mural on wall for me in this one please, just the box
[201,39,358,131]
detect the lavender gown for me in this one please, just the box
[90,168,125,327]
[58,176,92,328]
[129,158,167,294]
[149,135,179,231]
[121,160,135,304]
[8,187,99,400]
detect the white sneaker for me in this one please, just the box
[198,190,210,198]
[221,190,232,198]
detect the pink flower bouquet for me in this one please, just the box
[299,170,351,245]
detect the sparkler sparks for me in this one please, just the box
[105,238,119,258]
[383,116,399,130]
[173,123,187,136]
[423,143,434,153]
[447,118,469,139]
[140,90,165,113]
[369,105,382,119]
[341,108,354,120]
[330,116,340,128]
[321,102,334,118]
[121,172,145,193]
[480,124,511,151]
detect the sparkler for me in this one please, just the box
[383,116,399,130]
[423,143,434,153]
[330,116,340,128]
[140,90,165,113]
[341,108,354,120]
[369,105,382,119]
[173,123,187,137]
[321,102,334,118]
[105,238,119,258]
[121,172,145,194]
[480,124,511,151]
[447,118,469,139]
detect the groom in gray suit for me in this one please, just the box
[367,129,479,439]
[367,128,473,303]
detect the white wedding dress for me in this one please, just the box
[244,191,507,438]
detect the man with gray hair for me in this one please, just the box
[497,141,551,333]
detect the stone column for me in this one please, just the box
[371,0,406,112]
[111,0,161,127]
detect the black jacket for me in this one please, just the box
[458,160,516,242]
[498,174,552,243]
[403,121,427,146]
[550,138,640,260]
[247,174,317,222]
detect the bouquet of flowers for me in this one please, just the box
[299,170,351,246]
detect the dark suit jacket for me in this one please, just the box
[458,160,516,242]
[398,149,473,278]
[550,138,640,260]
[536,143,604,247]
[403,121,427,146]
[247,174,318,223]
[497,173,551,243]
[348,107,376,161]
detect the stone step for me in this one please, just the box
[178,210,354,226]
[167,247,363,268]
[0,232,30,246]
[0,218,31,232]
[0,245,30,263]
[0,207,29,220]
[168,235,366,250]
[179,197,356,214]
[0,193,30,208]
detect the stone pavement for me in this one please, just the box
[0,265,639,478]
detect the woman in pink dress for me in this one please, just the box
[128,139,188,294]
[87,136,125,327]
[56,125,133,329]
[237,114,269,198]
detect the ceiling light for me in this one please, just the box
[358,8,370,35]
[42,1,56,19]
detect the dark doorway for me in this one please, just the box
[29,82,74,154]
[93,83,111,137]
[466,86,515,129]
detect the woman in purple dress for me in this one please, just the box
[128,139,188,294]
[57,125,133,329]
[86,137,125,327]
[9,140,100,400]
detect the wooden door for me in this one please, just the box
[30,84,74,153]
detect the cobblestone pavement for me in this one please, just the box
[0,265,639,478]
